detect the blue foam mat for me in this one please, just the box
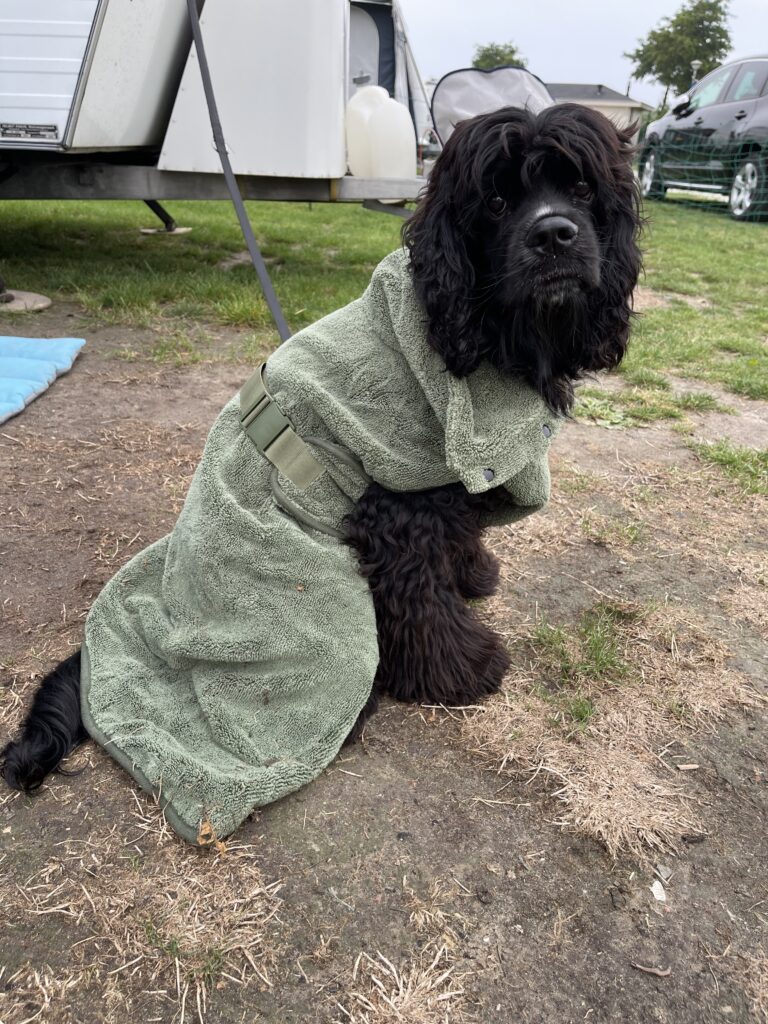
[0,336,86,424]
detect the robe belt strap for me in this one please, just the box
[239,363,325,491]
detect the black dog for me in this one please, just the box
[2,103,641,794]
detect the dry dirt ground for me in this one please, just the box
[1,308,766,1024]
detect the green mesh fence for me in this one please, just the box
[636,59,768,222]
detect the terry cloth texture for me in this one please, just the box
[0,336,86,424]
[82,248,562,844]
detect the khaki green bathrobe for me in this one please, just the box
[81,249,561,844]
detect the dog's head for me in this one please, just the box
[403,103,642,413]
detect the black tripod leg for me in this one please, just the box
[143,199,177,233]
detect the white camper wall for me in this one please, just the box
[0,0,196,152]
[69,0,193,150]
[0,0,99,147]
[160,0,348,178]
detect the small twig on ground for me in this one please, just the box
[631,962,671,977]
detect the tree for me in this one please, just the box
[625,0,731,108]
[472,42,527,70]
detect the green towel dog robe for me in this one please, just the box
[81,248,561,844]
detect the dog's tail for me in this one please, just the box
[1,650,88,792]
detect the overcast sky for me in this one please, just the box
[400,0,766,106]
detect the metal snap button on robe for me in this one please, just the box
[483,468,495,481]
[542,424,552,438]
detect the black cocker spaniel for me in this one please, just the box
[2,103,642,793]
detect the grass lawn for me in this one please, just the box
[0,195,766,478]
[0,199,403,339]
[0,196,765,388]
[626,198,768,401]
[0,195,765,356]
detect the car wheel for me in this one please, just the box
[728,157,766,221]
[639,148,664,200]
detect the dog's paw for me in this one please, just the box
[422,624,510,707]
[454,545,500,600]
[470,637,510,698]
[438,627,509,706]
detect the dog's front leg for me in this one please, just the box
[344,483,509,713]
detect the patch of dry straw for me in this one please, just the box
[331,878,474,1024]
[463,604,763,858]
[740,949,768,1022]
[0,791,282,1023]
[333,943,473,1024]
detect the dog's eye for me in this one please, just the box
[487,194,507,216]
[573,181,593,201]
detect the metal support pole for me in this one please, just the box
[185,0,291,342]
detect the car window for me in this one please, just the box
[687,66,736,111]
[725,61,768,102]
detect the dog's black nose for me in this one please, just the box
[526,215,579,255]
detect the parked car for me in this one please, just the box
[639,56,768,220]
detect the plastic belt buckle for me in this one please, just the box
[239,364,324,491]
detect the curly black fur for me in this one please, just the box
[403,103,642,413]
[1,651,86,790]
[2,103,642,793]
[342,483,506,743]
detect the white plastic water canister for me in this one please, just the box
[368,97,417,178]
[346,86,416,178]
[346,86,388,177]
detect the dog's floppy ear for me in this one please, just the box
[577,109,643,374]
[402,118,486,376]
